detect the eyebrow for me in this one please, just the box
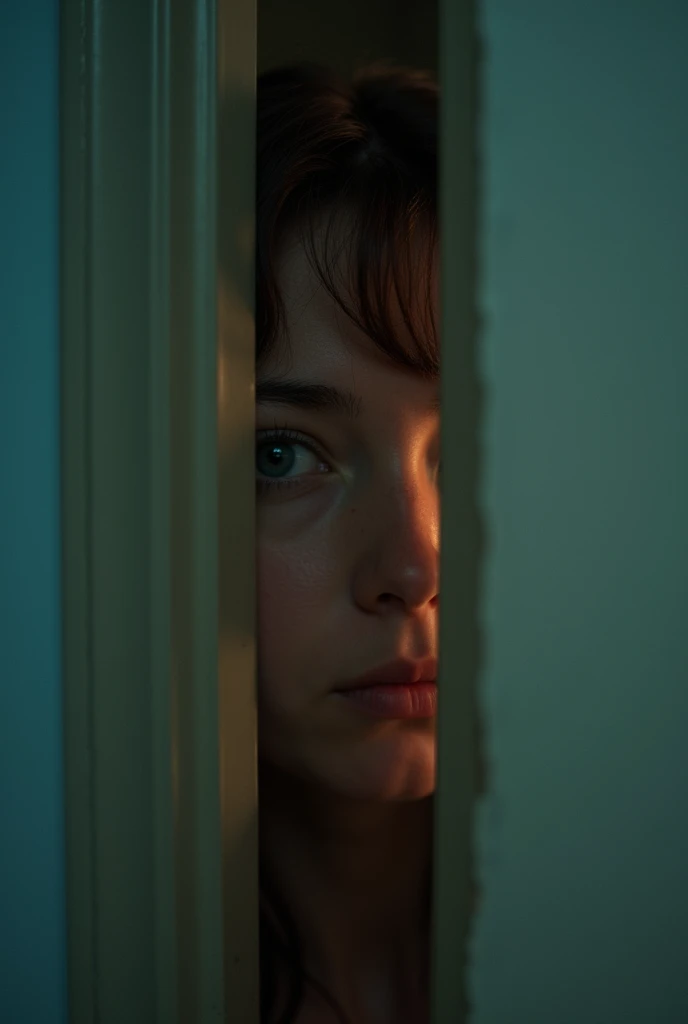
[255,377,363,419]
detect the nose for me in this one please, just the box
[351,466,440,617]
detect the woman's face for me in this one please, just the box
[256,235,440,803]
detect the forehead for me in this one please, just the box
[260,231,439,413]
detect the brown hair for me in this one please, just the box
[256,62,439,376]
[256,62,439,1024]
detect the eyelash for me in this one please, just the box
[256,426,332,494]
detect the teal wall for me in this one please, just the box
[0,2,68,1022]
[473,2,688,1021]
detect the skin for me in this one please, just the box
[257,229,439,1024]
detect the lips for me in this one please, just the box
[335,657,438,692]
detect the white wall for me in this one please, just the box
[473,2,688,1021]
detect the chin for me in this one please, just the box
[324,730,437,802]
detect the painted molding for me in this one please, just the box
[432,0,482,1022]
[60,1,258,1020]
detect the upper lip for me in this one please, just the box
[335,657,438,691]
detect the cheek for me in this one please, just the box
[256,539,337,701]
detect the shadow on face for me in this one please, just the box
[256,232,440,803]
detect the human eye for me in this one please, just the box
[255,427,332,494]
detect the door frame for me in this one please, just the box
[60,1,258,1020]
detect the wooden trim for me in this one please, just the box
[432,0,482,1021]
[60,0,258,1020]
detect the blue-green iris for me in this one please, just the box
[257,442,296,478]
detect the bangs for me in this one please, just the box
[298,189,439,378]
[256,63,439,377]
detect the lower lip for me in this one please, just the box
[334,682,437,719]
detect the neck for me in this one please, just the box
[258,759,434,1019]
